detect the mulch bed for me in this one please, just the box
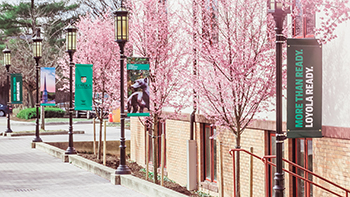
[77,152,199,197]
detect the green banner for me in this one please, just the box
[127,57,150,117]
[11,73,22,104]
[75,64,93,110]
[287,39,322,138]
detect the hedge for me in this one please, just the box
[17,107,65,120]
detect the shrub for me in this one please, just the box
[17,108,37,119]
[16,107,65,120]
[44,107,65,118]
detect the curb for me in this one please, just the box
[3,130,84,137]
[120,175,188,197]
[34,142,68,162]
[34,142,188,197]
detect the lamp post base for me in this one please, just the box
[115,165,131,175]
[65,147,77,154]
[4,128,12,133]
[32,137,42,142]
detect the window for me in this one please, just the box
[203,124,217,182]
[292,138,313,197]
[145,121,166,167]
[293,0,315,38]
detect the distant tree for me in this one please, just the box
[78,0,120,18]
[59,12,121,160]
[128,0,190,184]
[0,0,81,107]
[5,38,65,107]
[0,0,80,46]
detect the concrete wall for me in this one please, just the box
[47,140,130,157]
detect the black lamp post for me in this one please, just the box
[114,7,131,175]
[3,46,12,134]
[268,1,289,196]
[32,28,43,142]
[65,23,77,154]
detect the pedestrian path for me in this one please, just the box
[0,136,146,197]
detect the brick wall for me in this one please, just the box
[166,120,191,186]
[217,127,267,197]
[130,117,146,165]
[130,115,350,197]
[313,137,350,196]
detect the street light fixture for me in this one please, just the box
[3,45,12,134]
[114,7,131,175]
[32,28,43,142]
[268,0,290,196]
[65,23,77,154]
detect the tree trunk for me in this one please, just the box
[236,133,241,197]
[97,112,103,160]
[27,89,35,108]
[41,106,45,130]
[153,115,159,184]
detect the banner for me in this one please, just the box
[127,57,150,117]
[11,73,23,104]
[75,64,93,110]
[40,67,56,106]
[287,39,322,138]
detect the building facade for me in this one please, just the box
[129,0,350,196]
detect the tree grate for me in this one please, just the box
[14,188,37,192]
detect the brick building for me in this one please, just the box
[129,1,350,196]
[130,116,350,196]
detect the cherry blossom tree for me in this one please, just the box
[179,0,276,195]
[59,12,121,160]
[127,0,190,183]
[179,0,350,195]
[300,0,350,43]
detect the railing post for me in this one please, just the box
[232,151,236,197]
[264,159,269,197]
[304,138,310,197]
[250,147,253,197]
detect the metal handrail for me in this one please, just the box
[263,155,350,196]
[229,149,350,197]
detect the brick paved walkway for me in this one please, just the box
[0,136,146,197]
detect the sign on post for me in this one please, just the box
[40,67,56,106]
[127,57,150,117]
[75,64,93,110]
[287,39,322,138]
[11,73,23,104]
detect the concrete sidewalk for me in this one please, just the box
[0,136,146,197]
